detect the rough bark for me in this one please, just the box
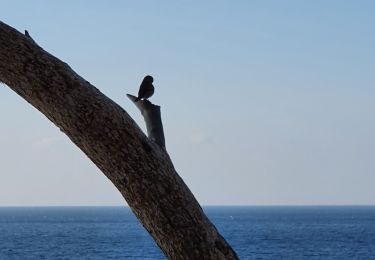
[0,21,238,259]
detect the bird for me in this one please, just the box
[135,75,154,102]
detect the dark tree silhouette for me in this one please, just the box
[0,21,238,260]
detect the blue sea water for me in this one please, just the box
[0,206,375,259]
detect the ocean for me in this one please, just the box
[0,206,374,259]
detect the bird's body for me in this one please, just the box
[135,75,154,102]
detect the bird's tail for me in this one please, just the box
[134,97,141,102]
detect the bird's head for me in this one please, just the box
[144,75,154,83]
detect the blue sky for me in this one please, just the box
[0,1,374,205]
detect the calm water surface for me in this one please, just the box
[0,206,375,259]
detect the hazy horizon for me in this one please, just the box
[1,204,375,208]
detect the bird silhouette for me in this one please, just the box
[135,75,154,102]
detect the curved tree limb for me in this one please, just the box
[0,21,238,259]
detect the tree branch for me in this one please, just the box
[127,94,166,148]
[0,21,238,259]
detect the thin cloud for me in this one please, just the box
[32,136,61,148]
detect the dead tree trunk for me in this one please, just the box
[0,21,238,259]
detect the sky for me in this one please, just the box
[0,1,374,206]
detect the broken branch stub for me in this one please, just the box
[127,94,166,149]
